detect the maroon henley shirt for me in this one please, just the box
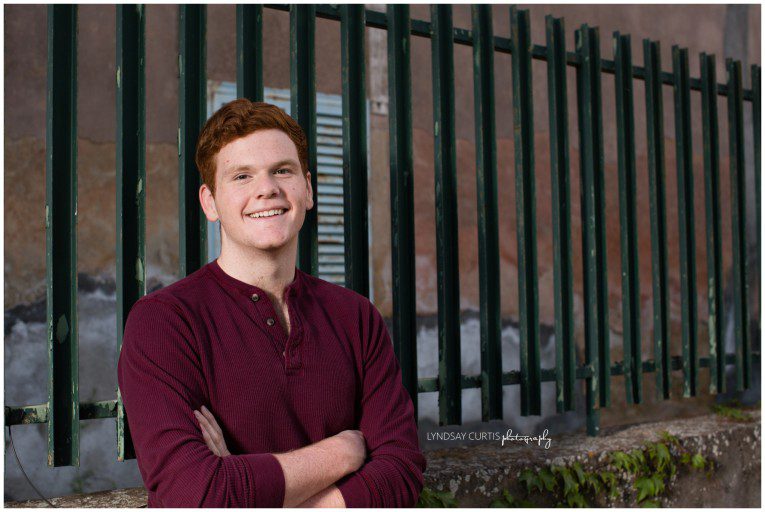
[117,259,426,507]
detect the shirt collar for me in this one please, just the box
[206,258,304,300]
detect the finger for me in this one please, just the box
[200,425,221,456]
[196,410,226,451]
[201,406,225,439]
[194,412,221,456]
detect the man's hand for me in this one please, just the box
[194,405,231,457]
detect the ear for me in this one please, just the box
[305,171,315,211]
[199,183,219,222]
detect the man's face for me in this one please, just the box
[199,129,314,255]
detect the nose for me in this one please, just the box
[252,171,280,198]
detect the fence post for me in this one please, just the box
[387,5,419,414]
[726,58,750,391]
[341,5,369,296]
[511,6,542,417]
[291,5,318,275]
[472,4,503,422]
[545,15,577,415]
[614,32,642,405]
[178,5,207,275]
[672,45,699,398]
[116,3,146,462]
[236,5,263,102]
[700,52,725,394]
[46,3,79,467]
[431,4,462,426]
[576,24,609,436]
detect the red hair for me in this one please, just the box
[195,99,309,196]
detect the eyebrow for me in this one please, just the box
[224,159,300,176]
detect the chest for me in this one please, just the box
[197,305,361,452]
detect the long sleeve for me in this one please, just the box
[117,297,286,508]
[335,300,427,508]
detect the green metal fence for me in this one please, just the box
[4,4,761,470]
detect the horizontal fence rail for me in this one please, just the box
[5,6,761,474]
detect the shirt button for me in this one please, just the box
[251,293,259,302]
[282,350,286,357]
[266,318,275,326]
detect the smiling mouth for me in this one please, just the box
[246,208,288,219]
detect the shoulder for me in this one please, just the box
[299,270,377,316]
[129,264,216,320]
[124,266,215,344]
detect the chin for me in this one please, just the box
[247,238,292,252]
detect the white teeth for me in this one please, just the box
[248,209,285,219]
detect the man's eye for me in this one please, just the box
[234,174,248,180]
[274,168,290,175]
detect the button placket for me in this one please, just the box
[248,289,288,361]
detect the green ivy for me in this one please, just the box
[711,399,756,422]
[416,487,458,508]
[487,429,715,507]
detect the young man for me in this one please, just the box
[117,99,426,507]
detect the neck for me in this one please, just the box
[216,241,297,303]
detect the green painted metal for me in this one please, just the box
[290,5,318,276]
[10,349,763,428]
[545,15,576,414]
[511,7,541,417]
[178,5,207,276]
[672,46,699,398]
[430,4,462,426]
[700,53,725,394]
[752,64,761,366]
[46,4,79,468]
[387,5,418,414]
[576,24,609,436]
[340,5,369,297]
[544,16,576,415]
[643,39,671,401]
[6,405,49,426]
[236,5,263,102]
[614,33,641,405]
[726,58,750,391]
[116,3,145,463]
[471,4,502,422]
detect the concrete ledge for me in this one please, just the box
[423,409,760,507]
[5,410,760,508]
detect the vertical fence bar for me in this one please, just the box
[387,5,418,413]
[752,64,761,365]
[511,7,541,417]
[700,53,725,394]
[46,4,79,467]
[291,5,318,276]
[614,32,641,405]
[178,5,207,276]
[116,4,145,462]
[545,15,576,414]
[672,46,698,397]
[430,4,461,426]
[576,24,609,435]
[643,39,671,400]
[727,58,750,391]
[236,5,263,102]
[472,4,502,421]
[341,5,369,296]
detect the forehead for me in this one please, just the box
[216,129,300,174]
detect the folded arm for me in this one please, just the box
[334,300,428,508]
[118,298,361,507]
